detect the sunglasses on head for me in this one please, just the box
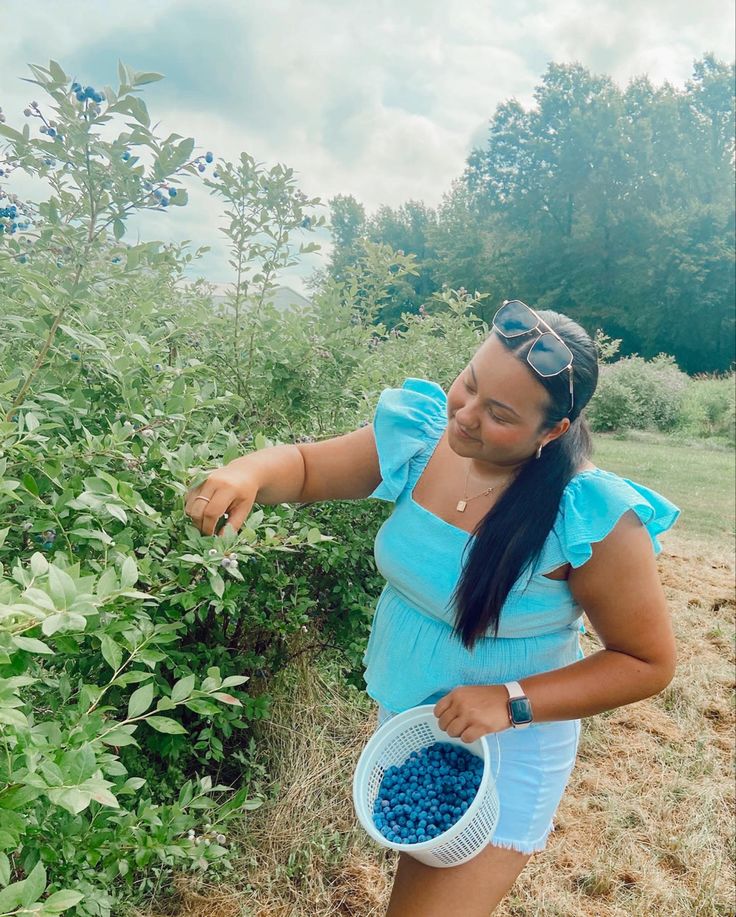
[492,299,575,414]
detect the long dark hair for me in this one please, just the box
[449,310,599,651]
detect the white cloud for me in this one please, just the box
[3,0,733,291]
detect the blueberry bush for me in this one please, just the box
[0,59,373,916]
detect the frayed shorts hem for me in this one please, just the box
[488,827,552,855]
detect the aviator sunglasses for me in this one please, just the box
[492,299,575,414]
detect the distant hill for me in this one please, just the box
[178,280,313,314]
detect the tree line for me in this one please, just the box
[324,55,735,374]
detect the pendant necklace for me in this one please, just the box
[456,461,511,513]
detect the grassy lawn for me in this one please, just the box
[591,431,735,544]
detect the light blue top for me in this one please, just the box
[362,377,681,714]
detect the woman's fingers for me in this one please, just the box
[184,484,227,535]
[198,493,235,537]
[184,470,259,537]
[219,499,251,537]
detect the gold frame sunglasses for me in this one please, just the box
[492,299,575,414]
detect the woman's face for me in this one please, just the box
[446,333,565,468]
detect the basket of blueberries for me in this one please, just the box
[353,705,501,868]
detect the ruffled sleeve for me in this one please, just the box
[368,378,447,503]
[539,469,681,571]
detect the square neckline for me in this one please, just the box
[408,420,603,540]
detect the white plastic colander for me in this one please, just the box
[352,704,502,868]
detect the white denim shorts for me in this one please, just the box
[375,698,581,855]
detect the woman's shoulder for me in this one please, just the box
[372,377,447,439]
[550,465,681,568]
[367,378,447,503]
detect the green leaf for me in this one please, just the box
[0,527,9,549]
[60,745,96,785]
[22,472,39,496]
[209,572,225,598]
[106,503,128,523]
[118,59,128,87]
[221,675,250,688]
[213,692,242,706]
[0,852,9,887]
[0,123,25,142]
[30,552,49,576]
[47,786,90,815]
[48,59,68,83]
[99,634,123,672]
[0,878,26,912]
[120,555,138,588]
[129,96,150,128]
[99,727,139,748]
[113,218,125,241]
[155,695,176,711]
[0,708,29,729]
[42,889,85,913]
[82,779,119,808]
[13,636,53,654]
[71,528,114,546]
[171,673,195,703]
[133,70,164,86]
[47,565,76,607]
[128,682,154,719]
[145,716,187,734]
[96,566,118,597]
[20,860,46,907]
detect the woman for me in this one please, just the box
[185,300,680,916]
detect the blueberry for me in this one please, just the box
[76,92,85,102]
[198,164,205,173]
[168,187,177,197]
[122,151,131,161]
[205,151,213,163]
[19,255,27,264]
[71,82,81,92]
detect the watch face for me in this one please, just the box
[509,697,534,725]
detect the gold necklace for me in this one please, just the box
[456,461,512,513]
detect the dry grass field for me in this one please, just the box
[143,527,735,917]
[143,434,735,916]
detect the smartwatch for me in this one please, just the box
[504,681,534,729]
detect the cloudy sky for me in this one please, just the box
[3,0,734,292]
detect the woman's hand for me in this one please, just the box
[184,459,260,537]
[433,685,512,743]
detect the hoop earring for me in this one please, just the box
[535,444,543,460]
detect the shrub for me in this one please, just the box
[677,373,735,442]
[587,354,690,432]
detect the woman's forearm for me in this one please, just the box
[519,649,676,724]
